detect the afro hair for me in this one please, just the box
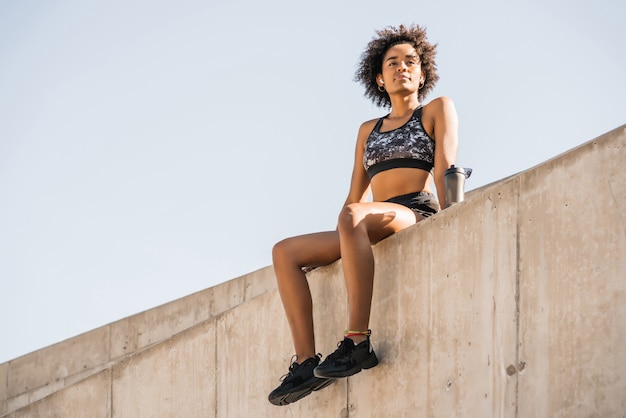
[355,24,439,107]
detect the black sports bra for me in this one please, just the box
[363,107,435,179]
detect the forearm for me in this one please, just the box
[435,176,447,210]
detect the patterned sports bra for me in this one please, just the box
[363,107,435,179]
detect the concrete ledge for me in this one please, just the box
[2,124,625,417]
[111,321,216,417]
[6,370,110,418]
[517,131,626,416]
[0,265,276,416]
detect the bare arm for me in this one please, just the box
[430,97,459,209]
[342,120,377,207]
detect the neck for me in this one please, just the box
[387,94,421,119]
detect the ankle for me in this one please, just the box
[344,329,371,345]
[347,335,367,345]
[295,353,317,364]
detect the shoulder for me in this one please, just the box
[421,96,458,139]
[358,118,379,134]
[422,96,456,115]
[422,96,458,125]
[355,118,380,145]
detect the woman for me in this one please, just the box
[268,24,458,406]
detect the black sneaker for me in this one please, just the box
[313,337,379,378]
[268,354,335,406]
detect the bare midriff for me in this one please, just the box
[370,167,433,202]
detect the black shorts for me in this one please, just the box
[384,191,440,218]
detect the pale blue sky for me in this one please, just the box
[1,0,624,363]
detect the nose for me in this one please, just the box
[397,61,409,71]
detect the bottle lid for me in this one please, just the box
[445,165,472,178]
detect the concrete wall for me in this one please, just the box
[2,124,625,417]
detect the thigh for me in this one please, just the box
[274,230,341,269]
[352,201,422,244]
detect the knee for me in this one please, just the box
[272,238,292,266]
[337,203,365,234]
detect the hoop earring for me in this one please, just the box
[378,85,385,92]
[419,80,425,89]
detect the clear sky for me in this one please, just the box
[1,0,624,363]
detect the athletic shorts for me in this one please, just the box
[384,191,440,218]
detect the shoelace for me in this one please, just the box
[325,338,354,361]
[278,355,300,382]
[279,354,320,382]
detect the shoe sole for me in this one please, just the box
[268,378,335,406]
[313,377,335,391]
[313,353,379,378]
[269,386,314,406]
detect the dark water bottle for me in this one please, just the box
[444,165,472,207]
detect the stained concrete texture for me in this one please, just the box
[1,124,625,417]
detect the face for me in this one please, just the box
[377,43,424,95]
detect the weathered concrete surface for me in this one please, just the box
[1,266,277,415]
[112,322,216,417]
[1,124,625,417]
[517,136,626,417]
[7,370,110,418]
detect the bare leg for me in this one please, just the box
[337,202,422,343]
[272,231,341,362]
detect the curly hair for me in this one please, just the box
[355,24,439,108]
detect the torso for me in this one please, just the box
[363,105,436,201]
